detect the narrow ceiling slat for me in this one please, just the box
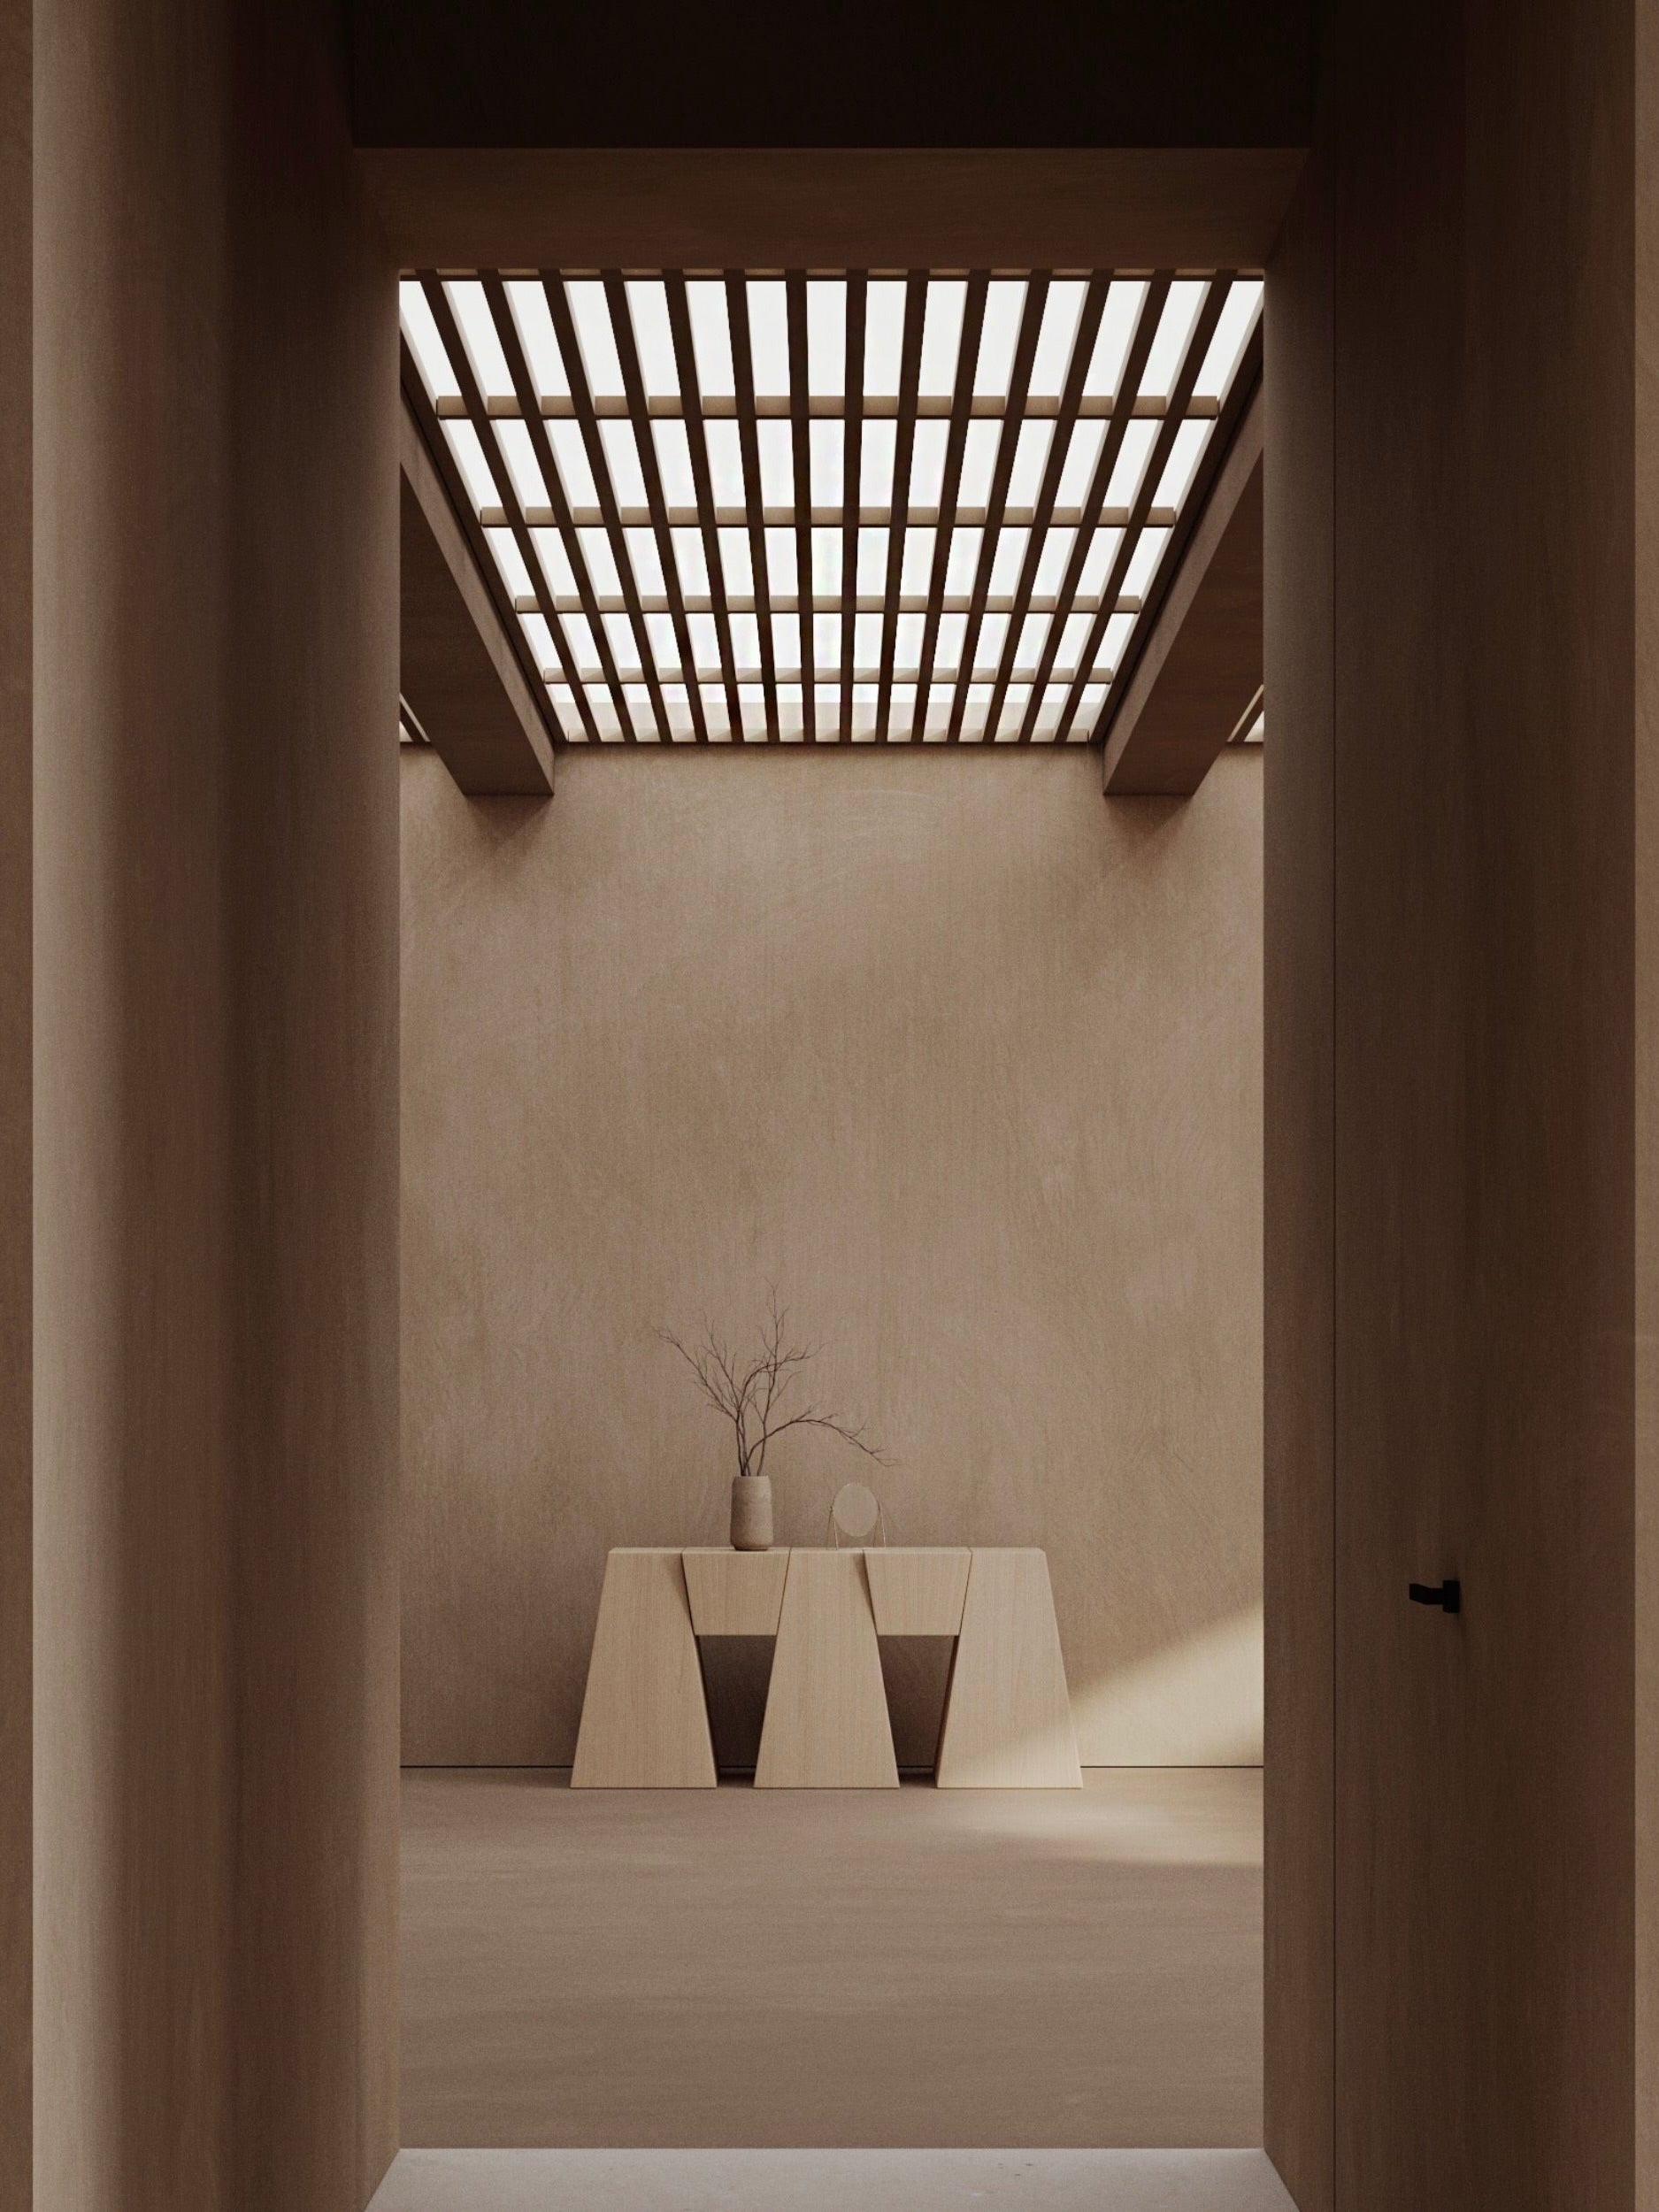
[909,273,989,743]
[478,273,634,742]
[981,275,1110,743]
[875,274,927,743]
[1055,275,1233,742]
[605,272,708,743]
[1016,273,1173,741]
[726,274,780,742]
[947,275,1051,742]
[415,280,595,744]
[543,273,673,742]
[664,275,744,741]
[839,276,867,737]
[786,271,817,742]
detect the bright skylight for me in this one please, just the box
[398,267,1262,744]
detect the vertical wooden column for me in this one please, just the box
[755,1550,898,1788]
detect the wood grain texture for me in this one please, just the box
[399,411,554,797]
[1640,2,1659,2196]
[0,0,26,2202]
[936,1552,1081,1790]
[361,149,1305,278]
[682,1548,790,1638]
[755,1549,898,1789]
[1262,150,1334,2212]
[33,1,399,2204]
[572,1552,717,1789]
[864,1548,971,1638]
[1102,396,1263,798]
[401,748,1263,1770]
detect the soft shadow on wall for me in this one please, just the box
[399,745,1263,1769]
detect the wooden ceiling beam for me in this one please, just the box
[1100,379,1263,796]
[399,402,555,796]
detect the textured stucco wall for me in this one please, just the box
[401,744,1262,1768]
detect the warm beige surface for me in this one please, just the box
[32,3,398,2207]
[372,2148,1294,2212]
[681,1547,790,1637]
[399,1768,1263,2148]
[1640,2,1659,2196]
[936,1551,1081,1790]
[864,1548,972,1637]
[754,1548,898,1789]
[0,3,26,2202]
[401,745,1263,1770]
[571,1551,715,1789]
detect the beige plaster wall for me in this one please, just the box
[402,744,1262,1770]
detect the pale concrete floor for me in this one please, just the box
[401,1767,1263,2151]
[371,2148,1295,2211]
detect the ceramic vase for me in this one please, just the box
[731,1474,773,1552]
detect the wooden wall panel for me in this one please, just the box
[0,0,27,2206]
[32,2,399,2207]
[1262,150,1334,2212]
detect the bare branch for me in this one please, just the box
[660,1296,887,1489]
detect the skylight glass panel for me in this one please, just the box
[995,684,1031,741]
[806,281,846,397]
[860,420,896,511]
[400,280,460,403]
[771,613,799,676]
[1033,526,1076,598]
[756,421,794,507]
[718,527,753,598]
[700,684,731,738]
[777,684,805,739]
[895,612,926,672]
[1075,682,1109,736]
[764,528,797,600]
[1139,280,1209,403]
[958,684,993,741]
[909,420,949,510]
[891,682,918,731]
[672,527,710,598]
[818,683,842,733]
[934,611,967,674]
[646,612,682,676]
[1154,419,1212,512]
[900,526,936,597]
[945,526,983,596]
[1078,526,1124,601]
[1104,420,1158,513]
[988,526,1030,597]
[1028,281,1087,402]
[1006,419,1053,510]
[603,611,641,676]
[728,611,761,673]
[546,419,597,509]
[505,281,568,403]
[599,420,647,510]
[814,612,841,670]
[549,686,578,735]
[850,684,880,739]
[974,280,1027,401]
[1056,611,1093,676]
[1082,280,1147,404]
[923,682,955,740]
[973,612,1010,673]
[957,420,1001,508]
[1122,527,1171,602]
[704,422,746,509]
[1056,419,1105,511]
[810,420,843,510]
[443,280,513,402]
[856,528,888,597]
[746,280,790,403]
[577,527,620,598]
[561,613,597,672]
[565,280,626,403]
[853,611,883,672]
[864,281,907,402]
[493,419,548,511]
[652,420,697,508]
[663,684,695,739]
[485,527,534,603]
[589,690,623,740]
[1032,681,1071,741]
[687,613,719,672]
[1194,278,1263,403]
[625,280,680,402]
[519,611,556,673]
[738,685,767,739]
[1093,610,1136,676]
[918,280,966,400]
[687,283,735,403]
[1014,610,1051,674]
[811,527,841,601]
[442,420,498,514]
[626,528,666,599]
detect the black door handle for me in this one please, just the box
[1409,1578,1461,1614]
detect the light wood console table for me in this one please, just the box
[571,1546,1080,1790]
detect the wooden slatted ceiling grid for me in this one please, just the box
[398,269,1263,744]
